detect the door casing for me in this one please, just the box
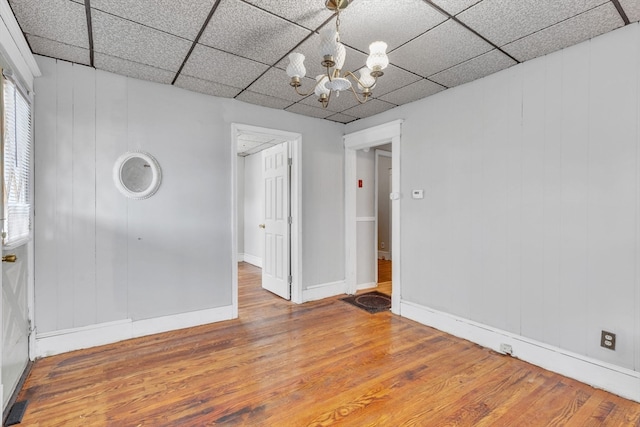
[344,120,402,314]
[231,124,302,315]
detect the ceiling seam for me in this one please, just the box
[610,0,631,24]
[171,0,223,85]
[84,0,95,67]
[421,0,520,64]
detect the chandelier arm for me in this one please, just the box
[347,83,370,104]
[343,70,378,90]
[293,78,327,97]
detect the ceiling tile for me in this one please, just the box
[337,0,447,52]
[502,3,624,62]
[94,53,176,84]
[392,19,493,77]
[92,10,192,71]
[90,0,216,40]
[430,0,483,16]
[429,49,516,87]
[342,99,397,119]
[237,139,265,154]
[379,79,445,105]
[174,75,241,98]
[457,0,607,46]
[181,44,269,88]
[371,65,422,97]
[235,90,293,110]
[199,0,311,65]
[275,33,368,81]
[247,67,317,102]
[8,0,88,48]
[285,103,334,119]
[326,112,358,124]
[27,35,90,65]
[242,0,330,30]
[618,0,640,22]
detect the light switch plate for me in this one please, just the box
[412,189,424,199]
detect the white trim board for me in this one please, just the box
[34,305,234,358]
[242,253,262,268]
[302,280,346,302]
[401,300,640,403]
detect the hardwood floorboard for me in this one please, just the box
[15,262,640,426]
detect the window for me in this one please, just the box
[2,72,32,248]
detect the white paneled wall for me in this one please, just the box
[33,56,346,343]
[346,23,640,374]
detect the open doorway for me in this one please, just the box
[344,120,402,314]
[375,147,392,294]
[231,124,302,318]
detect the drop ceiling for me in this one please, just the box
[8,0,638,123]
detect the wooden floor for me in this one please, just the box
[15,263,640,426]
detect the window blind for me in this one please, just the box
[2,75,32,248]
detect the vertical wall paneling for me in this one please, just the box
[95,70,128,324]
[586,27,637,368]
[54,61,74,330]
[519,58,547,343]
[345,23,640,377]
[33,58,58,332]
[558,41,590,355]
[504,65,524,335]
[541,51,563,348]
[71,64,97,327]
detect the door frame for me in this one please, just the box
[344,120,402,315]
[231,123,302,316]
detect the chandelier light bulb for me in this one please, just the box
[358,68,376,91]
[334,42,346,70]
[319,28,338,58]
[314,75,330,97]
[286,53,306,78]
[366,41,389,72]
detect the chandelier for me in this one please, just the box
[285,0,389,108]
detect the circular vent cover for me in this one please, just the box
[113,151,162,200]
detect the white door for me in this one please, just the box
[261,143,290,300]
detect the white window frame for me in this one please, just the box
[2,71,32,249]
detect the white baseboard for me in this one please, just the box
[237,253,244,262]
[303,280,346,302]
[378,251,391,260]
[243,253,262,268]
[400,300,640,403]
[34,305,234,358]
[357,282,376,291]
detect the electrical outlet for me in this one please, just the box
[601,331,616,350]
[500,343,513,355]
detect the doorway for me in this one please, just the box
[231,124,302,318]
[344,120,402,314]
[375,148,392,291]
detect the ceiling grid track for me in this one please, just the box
[84,0,95,67]
[422,0,520,64]
[171,0,223,85]
[611,0,631,24]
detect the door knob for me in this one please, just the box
[258,224,266,229]
[2,254,17,262]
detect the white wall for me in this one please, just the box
[243,151,263,266]
[346,23,640,387]
[237,156,244,258]
[355,150,375,287]
[33,56,345,347]
[377,152,392,258]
